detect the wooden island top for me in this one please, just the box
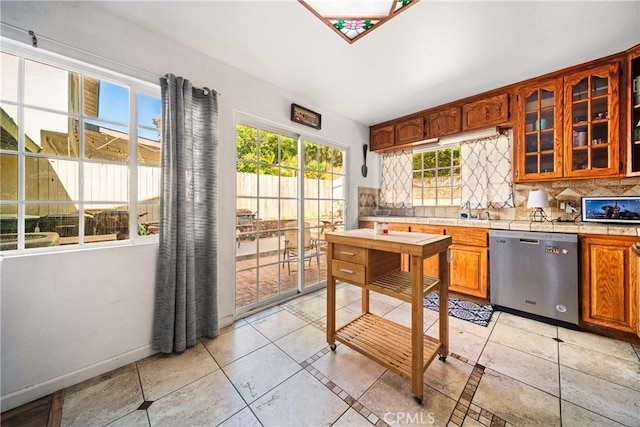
[324,228,452,257]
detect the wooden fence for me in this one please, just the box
[236,173,343,220]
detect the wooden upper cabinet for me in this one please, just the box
[370,123,395,151]
[628,44,640,176]
[513,60,623,182]
[426,107,461,138]
[513,78,564,182]
[369,48,630,168]
[564,63,620,178]
[395,116,425,146]
[462,93,509,131]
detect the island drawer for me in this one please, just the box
[333,244,367,264]
[332,259,366,285]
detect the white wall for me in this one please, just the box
[0,244,158,410]
[0,1,380,411]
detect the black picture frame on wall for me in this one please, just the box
[291,103,321,129]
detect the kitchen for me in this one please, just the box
[1,1,639,426]
[359,41,640,341]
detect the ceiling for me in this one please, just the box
[96,1,639,126]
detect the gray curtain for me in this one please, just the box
[152,74,219,353]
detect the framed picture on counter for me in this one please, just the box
[581,196,640,224]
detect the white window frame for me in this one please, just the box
[412,144,461,207]
[0,38,161,254]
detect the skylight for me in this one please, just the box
[299,0,418,44]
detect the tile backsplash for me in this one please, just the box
[359,177,640,221]
[357,187,379,217]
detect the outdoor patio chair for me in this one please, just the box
[282,221,320,274]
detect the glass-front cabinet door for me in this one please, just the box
[564,63,620,177]
[629,45,640,176]
[515,79,563,181]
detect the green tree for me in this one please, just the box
[236,125,342,180]
[412,147,460,178]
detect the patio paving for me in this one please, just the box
[236,235,327,310]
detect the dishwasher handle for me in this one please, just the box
[519,238,539,244]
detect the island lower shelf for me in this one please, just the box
[369,270,440,303]
[335,312,444,380]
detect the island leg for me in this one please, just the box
[438,248,450,360]
[326,243,336,350]
[361,288,370,313]
[410,255,424,403]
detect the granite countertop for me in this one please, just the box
[359,216,640,237]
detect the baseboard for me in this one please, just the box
[1,345,156,413]
[219,313,234,329]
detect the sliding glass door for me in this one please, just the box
[302,140,344,288]
[235,123,346,314]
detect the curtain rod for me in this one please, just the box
[1,21,223,96]
[1,21,163,82]
[0,21,222,97]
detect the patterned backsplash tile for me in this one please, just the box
[357,186,379,217]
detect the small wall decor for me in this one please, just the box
[291,103,321,129]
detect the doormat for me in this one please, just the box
[423,292,494,327]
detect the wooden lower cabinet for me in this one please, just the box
[359,220,374,229]
[446,226,489,298]
[389,223,410,232]
[449,244,488,298]
[411,224,444,276]
[580,235,638,334]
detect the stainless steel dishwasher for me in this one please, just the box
[489,229,579,326]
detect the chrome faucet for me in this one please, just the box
[483,211,491,220]
[460,201,472,219]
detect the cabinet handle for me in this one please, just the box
[340,251,355,256]
[339,268,354,274]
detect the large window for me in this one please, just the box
[0,46,161,252]
[412,146,461,206]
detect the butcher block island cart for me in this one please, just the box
[324,228,452,403]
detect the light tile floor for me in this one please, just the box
[60,284,640,427]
